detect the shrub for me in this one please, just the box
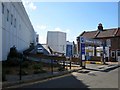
[33,63,42,70]
[22,61,29,68]
[5,69,10,74]
[6,58,20,67]
[7,46,18,58]
[2,70,6,81]
[18,70,28,75]
[33,70,46,74]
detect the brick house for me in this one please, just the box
[77,23,120,62]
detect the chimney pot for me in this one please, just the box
[98,23,103,31]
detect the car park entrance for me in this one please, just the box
[79,36,109,68]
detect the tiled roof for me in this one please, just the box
[79,28,119,38]
[80,31,97,38]
[96,28,117,38]
[116,28,120,37]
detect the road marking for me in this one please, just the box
[86,61,102,64]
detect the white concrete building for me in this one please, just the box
[47,31,66,55]
[0,2,37,60]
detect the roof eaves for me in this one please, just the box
[79,31,86,37]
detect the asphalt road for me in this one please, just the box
[16,67,119,89]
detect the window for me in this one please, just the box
[117,50,120,56]
[11,14,13,25]
[111,51,115,58]
[14,18,16,27]
[7,9,9,21]
[2,3,4,14]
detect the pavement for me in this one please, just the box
[78,62,119,73]
[2,61,119,89]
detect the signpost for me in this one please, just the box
[80,37,86,69]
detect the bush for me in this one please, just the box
[33,70,46,74]
[22,61,29,68]
[5,69,10,74]
[18,70,28,75]
[5,58,20,67]
[2,70,6,81]
[7,46,18,58]
[33,63,42,70]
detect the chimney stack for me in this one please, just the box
[98,23,103,31]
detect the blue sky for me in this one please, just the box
[22,2,118,44]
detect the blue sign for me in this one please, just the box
[66,44,73,57]
[81,43,85,55]
[81,43,85,61]
[80,37,85,43]
[80,37,85,61]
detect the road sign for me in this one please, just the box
[81,43,85,55]
[80,37,85,43]
[80,37,85,61]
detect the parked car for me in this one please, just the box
[37,47,43,54]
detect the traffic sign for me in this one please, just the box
[80,37,85,43]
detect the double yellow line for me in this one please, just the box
[85,61,103,64]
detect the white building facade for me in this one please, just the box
[0,2,37,60]
[47,31,66,55]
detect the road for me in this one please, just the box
[16,67,119,89]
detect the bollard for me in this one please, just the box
[82,61,86,69]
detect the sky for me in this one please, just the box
[22,1,118,44]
